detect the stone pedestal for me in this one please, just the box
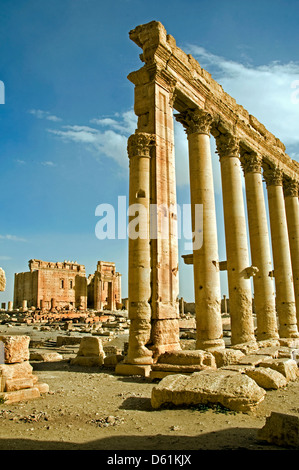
[0,335,49,404]
[264,166,299,338]
[216,133,256,346]
[176,109,224,350]
[241,152,278,341]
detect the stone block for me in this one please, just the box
[56,336,82,346]
[0,361,33,380]
[246,367,288,390]
[70,356,104,367]
[36,382,50,393]
[0,387,40,404]
[151,369,266,412]
[157,350,216,368]
[211,348,245,368]
[259,358,298,382]
[103,354,124,367]
[77,336,105,358]
[237,354,273,366]
[4,377,34,392]
[258,412,299,448]
[0,335,30,363]
[115,363,151,377]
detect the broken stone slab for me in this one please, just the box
[152,363,215,373]
[0,335,30,363]
[245,367,288,390]
[151,369,266,413]
[156,350,216,368]
[257,412,299,448]
[258,358,298,382]
[237,354,273,366]
[29,351,64,362]
[56,336,82,347]
[220,364,256,374]
[211,348,245,368]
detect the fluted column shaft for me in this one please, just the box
[176,109,224,350]
[240,152,278,341]
[264,167,299,338]
[283,179,299,326]
[216,133,256,346]
[126,132,154,364]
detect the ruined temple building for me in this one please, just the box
[13,259,121,311]
[87,261,122,311]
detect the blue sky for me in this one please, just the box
[0,0,299,304]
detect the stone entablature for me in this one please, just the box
[128,21,299,182]
[29,259,85,273]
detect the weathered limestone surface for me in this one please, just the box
[0,335,48,403]
[258,412,299,448]
[0,268,6,291]
[151,370,266,412]
[0,335,30,363]
[70,336,105,366]
[245,367,288,390]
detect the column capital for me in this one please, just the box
[240,151,263,174]
[127,132,156,158]
[283,178,299,197]
[263,165,284,187]
[175,108,213,135]
[215,133,239,159]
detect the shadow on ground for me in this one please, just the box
[0,429,286,451]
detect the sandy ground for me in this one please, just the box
[0,323,298,452]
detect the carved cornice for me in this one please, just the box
[240,151,262,174]
[175,109,213,135]
[215,133,240,159]
[127,132,156,158]
[283,178,299,197]
[263,166,284,187]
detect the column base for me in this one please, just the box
[115,362,152,377]
[279,337,299,348]
[196,338,225,351]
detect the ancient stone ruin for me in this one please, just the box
[119,20,299,376]
[0,268,5,293]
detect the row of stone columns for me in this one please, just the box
[176,107,299,347]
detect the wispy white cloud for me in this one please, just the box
[173,45,299,189]
[41,161,56,167]
[48,110,137,169]
[0,234,27,242]
[186,44,299,150]
[29,109,62,122]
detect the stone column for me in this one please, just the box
[215,132,256,346]
[240,152,278,341]
[176,109,224,350]
[127,66,180,358]
[263,166,299,338]
[283,178,299,327]
[125,132,155,365]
